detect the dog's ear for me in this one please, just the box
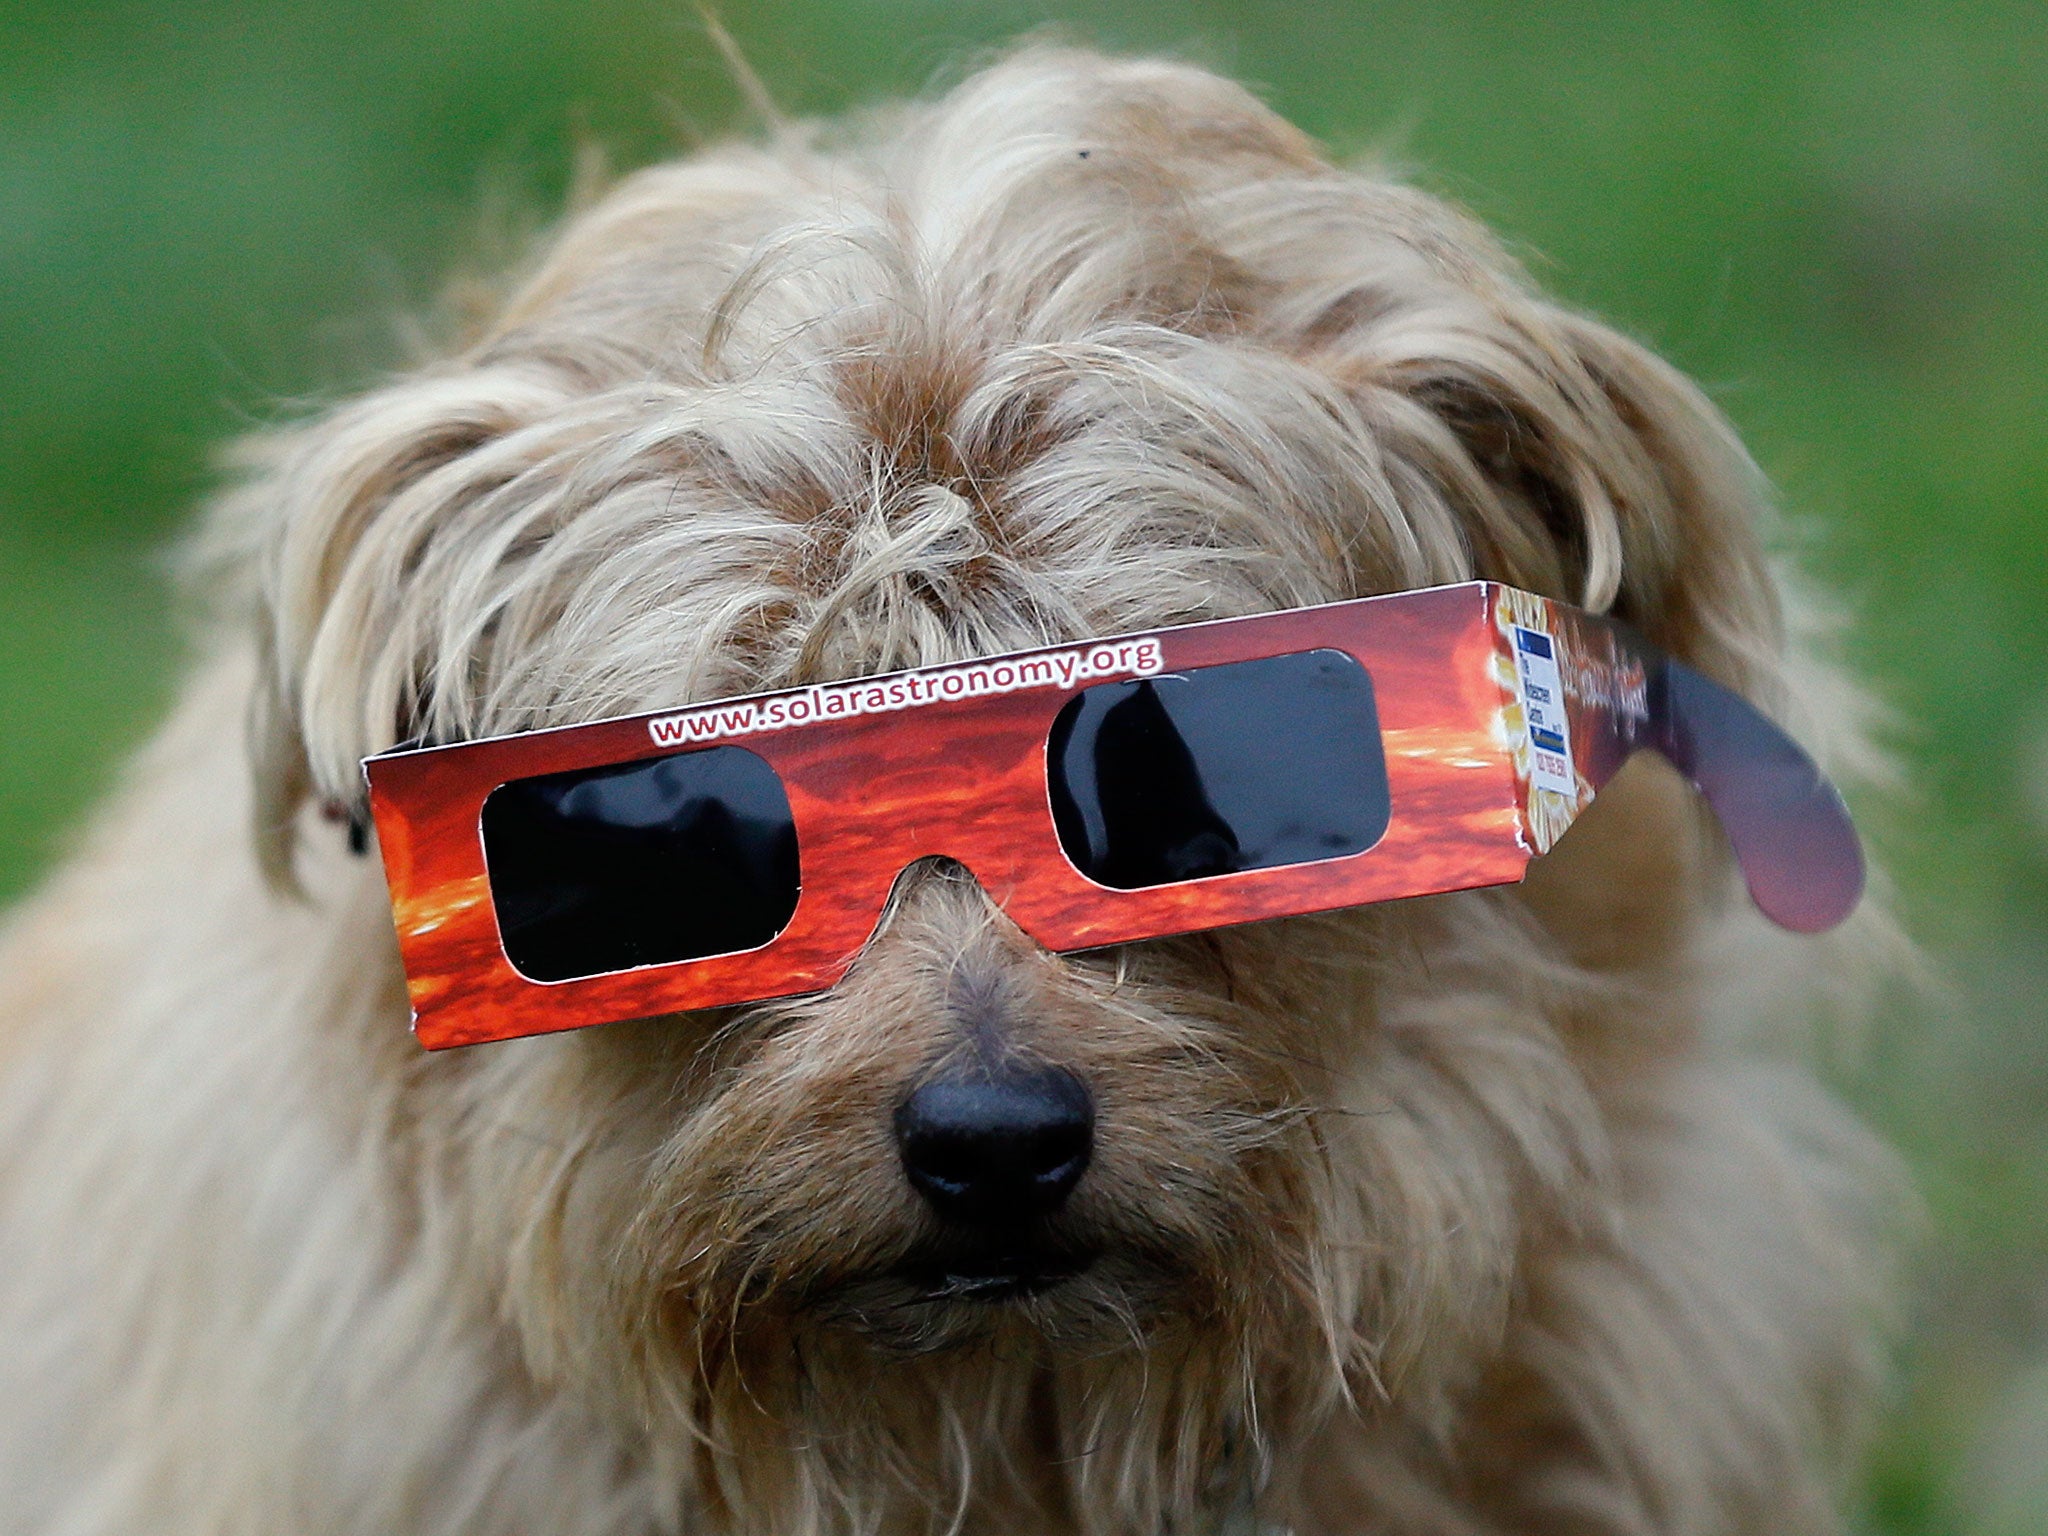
[207,365,568,889]
[1314,261,1787,701]
[1314,269,1815,958]
[1528,306,1785,687]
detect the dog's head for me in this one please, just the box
[219,48,1810,1534]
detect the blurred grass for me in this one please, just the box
[1,2,2043,1529]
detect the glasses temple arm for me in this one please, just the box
[1565,616,1864,934]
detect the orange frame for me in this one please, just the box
[364,581,1856,1049]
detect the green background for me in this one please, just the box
[3,2,2044,1527]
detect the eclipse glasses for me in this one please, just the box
[363,581,1863,1050]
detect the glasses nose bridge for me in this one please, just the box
[820,685,1058,825]
[802,727,1065,962]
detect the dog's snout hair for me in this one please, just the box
[0,43,1906,1536]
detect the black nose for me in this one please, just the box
[895,1065,1094,1226]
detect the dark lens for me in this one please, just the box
[1047,649,1390,890]
[481,746,800,982]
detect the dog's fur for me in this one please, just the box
[0,48,1901,1536]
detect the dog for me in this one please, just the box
[0,46,1902,1536]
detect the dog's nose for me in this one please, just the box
[895,1065,1093,1225]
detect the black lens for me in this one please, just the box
[1047,649,1390,891]
[481,746,800,982]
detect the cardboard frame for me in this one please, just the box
[364,581,1861,1049]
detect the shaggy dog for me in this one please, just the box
[0,48,1899,1536]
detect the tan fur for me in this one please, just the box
[0,48,1903,1536]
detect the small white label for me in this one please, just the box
[1513,626,1577,796]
